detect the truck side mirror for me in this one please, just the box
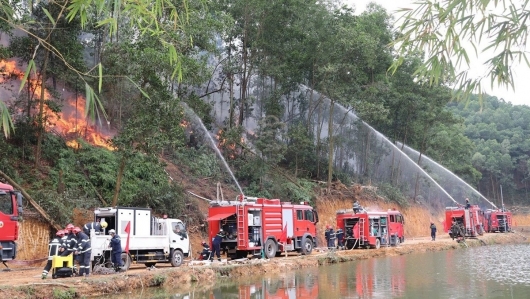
[16,192,23,208]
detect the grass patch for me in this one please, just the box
[52,288,77,299]
[150,274,167,286]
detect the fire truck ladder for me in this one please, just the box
[237,205,246,248]
[358,218,365,247]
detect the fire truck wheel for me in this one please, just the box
[121,253,132,271]
[400,236,405,243]
[301,237,313,255]
[394,236,400,246]
[264,239,277,259]
[170,249,184,267]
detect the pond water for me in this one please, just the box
[100,243,530,299]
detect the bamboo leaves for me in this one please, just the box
[391,0,530,101]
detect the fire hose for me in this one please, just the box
[5,257,48,266]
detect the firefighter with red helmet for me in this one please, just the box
[73,226,92,276]
[199,240,211,260]
[61,224,78,256]
[41,230,65,279]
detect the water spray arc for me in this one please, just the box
[331,104,459,206]
[204,77,484,211]
[397,142,498,209]
[181,103,244,195]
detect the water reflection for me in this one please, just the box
[96,244,530,299]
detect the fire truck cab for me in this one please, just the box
[0,182,23,263]
[207,196,318,259]
[484,209,512,233]
[445,205,486,239]
[336,209,404,249]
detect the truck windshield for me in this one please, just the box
[0,193,13,215]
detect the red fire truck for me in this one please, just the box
[336,209,405,249]
[207,195,318,259]
[0,182,23,266]
[444,205,486,239]
[484,209,512,233]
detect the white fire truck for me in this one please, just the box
[90,207,190,270]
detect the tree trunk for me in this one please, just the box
[35,50,49,167]
[112,156,127,206]
[0,170,61,230]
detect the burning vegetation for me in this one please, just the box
[0,59,114,150]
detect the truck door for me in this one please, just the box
[169,221,189,250]
[0,191,16,241]
[303,209,317,236]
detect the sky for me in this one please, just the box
[346,0,530,107]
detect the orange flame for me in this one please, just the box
[0,60,115,150]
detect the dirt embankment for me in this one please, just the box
[0,230,528,299]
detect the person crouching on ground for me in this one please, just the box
[430,222,437,241]
[108,229,123,271]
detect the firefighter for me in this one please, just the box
[211,229,224,262]
[62,224,81,274]
[61,224,77,256]
[336,228,344,250]
[108,229,123,271]
[465,198,471,209]
[83,220,103,236]
[324,225,335,249]
[353,201,362,213]
[430,222,437,241]
[73,226,92,276]
[199,240,212,260]
[42,230,64,279]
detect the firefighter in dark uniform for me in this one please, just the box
[211,229,224,262]
[465,198,471,209]
[61,224,79,274]
[108,229,123,271]
[83,221,103,235]
[353,201,362,213]
[325,225,336,249]
[61,224,77,256]
[430,222,437,241]
[73,226,92,276]
[336,228,344,249]
[200,240,212,260]
[42,230,65,279]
